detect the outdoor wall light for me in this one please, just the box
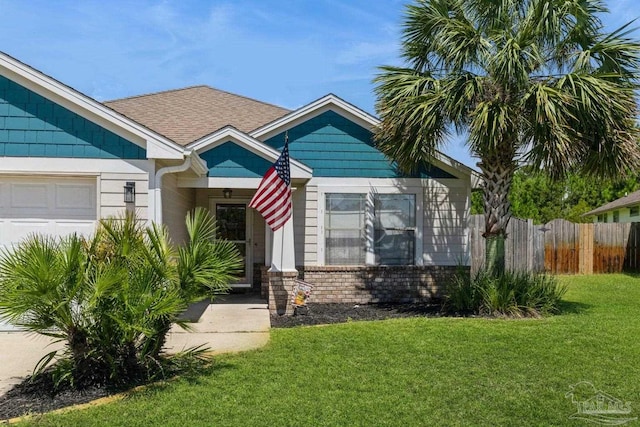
[223,188,232,199]
[124,181,136,204]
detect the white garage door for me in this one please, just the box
[0,176,97,331]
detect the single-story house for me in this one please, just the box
[583,190,640,223]
[0,51,473,315]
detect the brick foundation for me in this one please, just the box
[267,270,298,315]
[261,265,466,305]
[261,267,270,299]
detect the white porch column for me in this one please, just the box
[268,186,298,273]
[269,217,296,272]
[267,189,298,315]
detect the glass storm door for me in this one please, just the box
[214,202,252,287]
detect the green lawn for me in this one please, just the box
[18,275,640,426]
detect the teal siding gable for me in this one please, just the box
[264,110,456,179]
[0,76,145,159]
[200,141,273,177]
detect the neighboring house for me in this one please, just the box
[583,190,640,223]
[0,51,474,314]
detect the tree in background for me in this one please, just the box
[375,0,640,273]
[472,169,640,224]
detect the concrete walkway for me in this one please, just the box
[0,294,270,396]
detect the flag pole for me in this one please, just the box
[278,131,288,270]
[250,131,296,314]
[249,130,293,270]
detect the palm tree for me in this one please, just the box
[375,0,640,272]
[0,208,242,388]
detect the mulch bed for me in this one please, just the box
[270,302,445,328]
[1,302,447,421]
[0,374,113,421]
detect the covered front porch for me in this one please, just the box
[153,126,313,314]
[163,185,305,314]
[194,186,288,292]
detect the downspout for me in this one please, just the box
[153,154,193,224]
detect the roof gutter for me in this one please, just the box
[153,150,206,224]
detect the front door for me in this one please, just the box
[212,201,252,287]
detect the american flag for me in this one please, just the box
[249,138,291,231]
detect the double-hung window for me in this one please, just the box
[324,191,418,266]
[374,194,416,265]
[324,193,366,265]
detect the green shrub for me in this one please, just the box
[0,208,242,390]
[445,268,566,317]
[444,266,482,312]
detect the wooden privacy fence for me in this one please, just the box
[470,216,640,274]
[470,216,544,274]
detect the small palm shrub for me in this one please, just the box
[0,208,242,390]
[445,267,566,317]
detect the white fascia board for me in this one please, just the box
[187,126,313,179]
[429,152,476,180]
[178,176,310,189]
[145,141,184,160]
[251,93,476,179]
[311,177,424,188]
[184,150,209,176]
[0,52,184,160]
[251,94,380,140]
[470,170,483,189]
[0,157,152,174]
[178,177,263,189]
[309,176,469,189]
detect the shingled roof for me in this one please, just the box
[583,189,640,216]
[104,86,290,146]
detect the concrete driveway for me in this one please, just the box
[0,294,270,396]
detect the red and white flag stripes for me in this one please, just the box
[249,138,292,231]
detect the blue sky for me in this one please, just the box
[0,0,637,168]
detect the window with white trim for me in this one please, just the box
[324,191,418,266]
[613,211,620,223]
[630,206,639,217]
[324,193,366,265]
[374,194,416,265]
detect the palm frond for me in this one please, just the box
[179,208,242,299]
[374,67,450,172]
[376,0,640,177]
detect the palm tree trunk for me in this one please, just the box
[478,152,516,274]
[144,319,172,359]
[68,327,93,384]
